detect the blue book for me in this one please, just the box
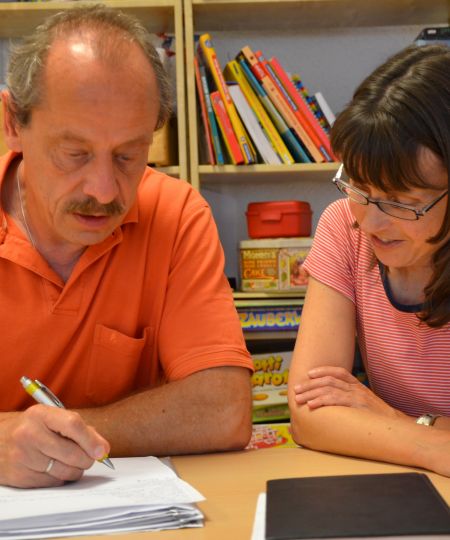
[237,56,311,164]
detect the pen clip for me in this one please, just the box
[34,380,65,408]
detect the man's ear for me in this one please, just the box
[0,89,23,153]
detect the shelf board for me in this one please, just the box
[199,162,339,184]
[0,0,178,38]
[234,291,305,299]
[244,330,298,340]
[191,0,449,31]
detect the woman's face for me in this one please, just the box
[349,148,448,271]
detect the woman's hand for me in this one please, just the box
[293,366,403,419]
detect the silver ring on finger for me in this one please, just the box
[45,458,55,474]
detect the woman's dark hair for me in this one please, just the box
[331,44,450,327]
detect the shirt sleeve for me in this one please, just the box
[157,192,253,380]
[303,199,357,304]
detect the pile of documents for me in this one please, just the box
[0,456,204,539]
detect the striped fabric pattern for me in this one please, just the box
[304,198,450,416]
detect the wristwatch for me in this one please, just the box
[416,413,439,426]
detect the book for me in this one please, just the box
[224,60,294,165]
[236,56,311,164]
[193,56,215,164]
[228,82,282,165]
[268,55,334,160]
[314,90,336,127]
[198,33,256,164]
[198,60,225,164]
[210,90,245,164]
[240,45,325,163]
[265,473,450,540]
[0,456,204,539]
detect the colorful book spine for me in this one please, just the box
[228,82,282,165]
[236,55,311,164]
[240,45,324,163]
[292,74,330,131]
[268,56,335,160]
[198,61,225,165]
[210,90,245,165]
[314,91,336,128]
[198,33,256,164]
[224,60,294,165]
[193,56,215,164]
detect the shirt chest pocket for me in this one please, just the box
[86,324,154,406]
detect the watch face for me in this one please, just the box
[417,414,436,426]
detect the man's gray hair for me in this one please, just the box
[6,3,172,129]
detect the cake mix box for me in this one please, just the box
[239,237,312,292]
[251,350,292,423]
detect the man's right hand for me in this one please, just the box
[0,405,110,488]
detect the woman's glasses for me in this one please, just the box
[332,164,448,221]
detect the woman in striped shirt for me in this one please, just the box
[288,44,450,475]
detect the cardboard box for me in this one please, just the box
[147,119,177,167]
[246,423,297,450]
[252,350,292,423]
[239,237,312,292]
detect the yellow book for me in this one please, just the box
[224,60,294,165]
[198,33,256,164]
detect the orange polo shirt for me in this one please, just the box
[0,152,252,411]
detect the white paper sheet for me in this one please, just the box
[0,456,204,539]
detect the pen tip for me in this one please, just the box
[102,457,115,469]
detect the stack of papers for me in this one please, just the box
[0,457,204,539]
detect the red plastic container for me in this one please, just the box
[246,201,312,239]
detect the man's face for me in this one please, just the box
[15,37,160,251]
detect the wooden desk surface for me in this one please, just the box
[66,447,450,540]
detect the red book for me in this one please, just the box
[194,56,215,164]
[240,45,324,163]
[210,90,245,165]
[268,55,335,160]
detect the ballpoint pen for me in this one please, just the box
[20,376,114,470]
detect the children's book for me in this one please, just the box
[236,55,310,164]
[228,82,282,165]
[267,55,334,160]
[199,33,256,164]
[240,45,324,163]
[224,60,294,165]
[210,90,245,164]
[193,56,215,164]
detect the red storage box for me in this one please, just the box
[246,201,312,239]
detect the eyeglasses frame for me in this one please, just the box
[332,164,448,221]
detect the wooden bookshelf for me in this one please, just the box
[184,0,449,189]
[0,0,188,181]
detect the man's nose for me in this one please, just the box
[82,159,119,204]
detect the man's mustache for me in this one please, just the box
[65,197,125,216]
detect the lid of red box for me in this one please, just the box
[246,201,311,215]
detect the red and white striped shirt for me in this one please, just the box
[304,198,450,416]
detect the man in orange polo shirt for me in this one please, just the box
[0,5,253,488]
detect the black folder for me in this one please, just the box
[266,472,450,539]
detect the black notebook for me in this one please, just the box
[266,472,450,540]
